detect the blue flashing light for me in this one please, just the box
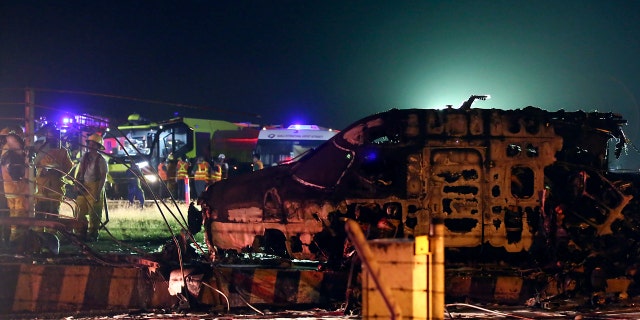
[365,151,378,162]
[287,124,319,130]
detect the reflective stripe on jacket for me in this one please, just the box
[194,162,211,181]
[176,160,189,179]
[211,164,222,182]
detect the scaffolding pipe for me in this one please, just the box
[345,219,402,320]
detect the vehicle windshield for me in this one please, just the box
[157,125,190,160]
[256,138,330,167]
[103,122,192,165]
[103,128,158,157]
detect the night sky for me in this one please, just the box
[2,1,640,147]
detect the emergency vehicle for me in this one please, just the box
[103,114,256,199]
[35,113,109,164]
[254,124,337,167]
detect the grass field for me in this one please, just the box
[59,199,203,243]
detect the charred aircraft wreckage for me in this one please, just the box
[194,95,640,307]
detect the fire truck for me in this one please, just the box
[103,114,259,199]
[35,113,109,161]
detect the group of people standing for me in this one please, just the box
[0,126,108,246]
[193,153,229,197]
[156,153,230,201]
[156,152,264,202]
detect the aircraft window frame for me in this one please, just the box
[292,140,355,189]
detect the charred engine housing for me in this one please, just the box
[199,106,635,277]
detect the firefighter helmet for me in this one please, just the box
[218,154,225,160]
[86,133,105,150]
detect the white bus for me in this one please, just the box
[255,124,337,166]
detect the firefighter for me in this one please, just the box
[252,153,264,171]
[193,156,211,197]
[0,127,29,242]
[165,154,177,198]
[211,153,227,182]
[34,127,74,220]
[75,133,108,241]
[126,164,144,209]
[211,160,222,183]
[217,153,229,179]
[157,158,169,198]
[175,156,190,201]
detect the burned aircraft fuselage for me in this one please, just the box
[199,106,633,268]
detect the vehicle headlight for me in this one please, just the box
[144,174,158,183]
[136,161,150,169]
[135,161,157,182]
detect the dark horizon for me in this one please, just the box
[1,1,639,155]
